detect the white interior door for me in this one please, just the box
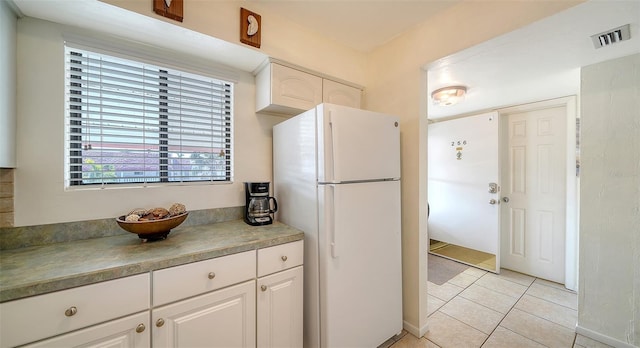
[427,112,500,257]
[500,105,566,283]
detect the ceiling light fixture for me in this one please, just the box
[431,86,467,106]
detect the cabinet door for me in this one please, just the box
[271,63,322,112]
[257,266,303,348]
[322,79,361,109]
[23,312,150,348]
[152,280,256,348]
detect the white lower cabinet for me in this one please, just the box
[0,241,303,348]
[257,266,303,348]
[0,273,150,348]
[23,312,150,348]
[152,280,256,348]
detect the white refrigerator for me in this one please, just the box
[273,103,402,348]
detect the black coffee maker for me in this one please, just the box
[244,182,278,226]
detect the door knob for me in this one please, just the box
[502,197,510,203]
[489,199,497,205]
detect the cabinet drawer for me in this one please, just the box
[0,273,150,348]
[23,311,150,348]
[258,240,304,277]
[153,250,256,306]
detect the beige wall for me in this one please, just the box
[100,0,367,86]
[364,0,583,335]
[14,17,284,226]
[578,53,639,346]
[11,0,584,337]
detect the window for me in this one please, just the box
[64,46,233,187]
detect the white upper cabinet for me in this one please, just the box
[322,79,361,109]
[256,63,322,116]
[255,62,362,117]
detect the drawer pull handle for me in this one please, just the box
[156,318,165,327]
[136,323,146,333]
[281,255,288,262]
[261,285,267,292]
[208,272,216,279]
[64,306,77,317]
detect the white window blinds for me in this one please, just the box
[64,46,233,187]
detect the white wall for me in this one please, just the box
[14,17,283,226]
[578,53,639,347]
[0,0,17,168]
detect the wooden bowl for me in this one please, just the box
[116,212,188,241]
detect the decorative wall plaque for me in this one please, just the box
[153,0,184,22]
[240,8,261,48]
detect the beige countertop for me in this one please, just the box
[0,220,303,303]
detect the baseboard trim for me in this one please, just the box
[576,325,637,348]
[403,319,429,338]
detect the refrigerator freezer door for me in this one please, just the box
[318,180,402,348]
[317,104,400,183]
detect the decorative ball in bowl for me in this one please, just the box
[116,204,188,241]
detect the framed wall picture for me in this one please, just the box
[240,8,261,48]
[153,0,184,22]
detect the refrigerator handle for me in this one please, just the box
[328,184,338,258]
[327,112,336,182]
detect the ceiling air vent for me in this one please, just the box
[591,24,631,49]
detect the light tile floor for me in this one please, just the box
[384,258,614,348]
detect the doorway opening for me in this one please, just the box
[427,96,578,289]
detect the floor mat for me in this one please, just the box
[429,239,497,272]
[427,253,469,285]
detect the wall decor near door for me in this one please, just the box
[428,111,500,272]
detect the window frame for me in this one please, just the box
[63,43,235,188]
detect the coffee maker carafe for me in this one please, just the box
[244,182,278,226]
